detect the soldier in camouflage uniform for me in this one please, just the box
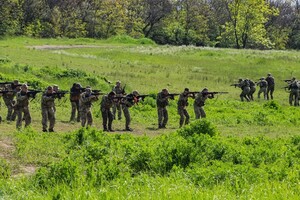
[15,84,31,129]
[2,80,20,121]
[177,88,191,127]
[101,91,116,131]
[247,78,256,101]
[79,87,99,128]
[288,77,299,106]
[41,86,56,132]
[156,89,169,129]
[256,77,268,100]
[121,90,139,131]
[266,73,275,100]
[193,88,214,119]
[112,81,125,120]
[237,78,251,102]
[70,83,83,122]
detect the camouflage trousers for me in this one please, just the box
[101,108,114,130]
[258,87,267,100]
[289,89,299,106]
[80,107,93,127]
[240,87,250,102]
[113,103,122,120]
[42,107,55,131]
[157,107,168,128]
[3,98,16,121]
[194,104,206,119]
[70,101,80,122]
[178,107,189,127]
[267,85,275,100]
[248,86,256,101]
[122,106,131,129]
[15,106,31,129]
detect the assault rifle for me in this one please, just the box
[230,83,239,88]
[0,90,11,94]
[167,93,180,100]
[70,88,102,94]
[27,90,42,98]
[202,91,229,95]
[283,79,292,83]
[49,91,69,99]
[91,92,105,96]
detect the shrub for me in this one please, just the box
[0,158,11,179]
[178,119,218,138]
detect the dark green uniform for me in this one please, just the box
[121,93,137,131]
[257,78,268,100]
[15,91,31,129]
[156,91,169,128]
[193,91,213,119]
[101,93,115,131]
[41,90,56,132]
[177,92,190,127]
[79,91,98,127]
[266,74,275,100]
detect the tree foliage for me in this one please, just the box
[1,0,300,49]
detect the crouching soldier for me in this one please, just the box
[79,87,99,128]
[41,86,56,132]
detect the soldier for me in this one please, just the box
[288,77,299,106]
[177,88,191,127]
[79,87,99,128]
[112,81,125,120]
[232,79,250,102]
[247,78,256,101]
[156,88,169,129]
[121,90,139,131]
[15,84,31,129]
[256,77,268,100]
[41,86,56,132]
[2,80,20,121]
[101,91,116,131]
[70,83,83,122]
[266,73,275,100]
[194,88,214,119]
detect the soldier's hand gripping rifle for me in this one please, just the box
[205,92,229,95]
[283,79,292,83]
[230,83,239,88]
[51,90,69,99]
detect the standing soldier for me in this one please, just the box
[2,80,20,121]
[247,78,256,101]
[266,73,275,100]
[15,84,31,129]
[121,90,140,131]
[79,87,99,128]
[231,79,250,102]
[288,77,299,106]
[101,91,116,131]
[112,81,125,120]
[41,86,56,132]
[256,77,268,100]
[157,88,169,129]
[70,83,83,122]
[177,88,191,128]
[194,88,214,119]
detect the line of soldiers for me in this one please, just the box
[0,80,227,132]
[231,73,275,102]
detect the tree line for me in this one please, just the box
[1,0,300,49]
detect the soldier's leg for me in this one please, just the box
[117,104,122,120]
[23,107,31,127]
[289,92,293,106]
[162,108,168,127]
[87,110,93,127]
[194,105,200,119]
[122,106,131,130]
[76,101,80,122]
[184,109,190,124]
[294,91,299,106]
[49,108,56,131]
[16,108,23,129]
[270,86,274,99]
[80,109,87,127]
[178,109,184,128]
[263,88,267,100]
[108,110,114,131]
[5,102,13,121]
[112,103,117,120]
[199,107,206,118]
[11,102,17,121]
[42,108,48,131]
[101,109,108,131]
[157,108,163,128]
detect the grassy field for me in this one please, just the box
[1,37,300,199]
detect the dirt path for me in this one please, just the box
[0,137,36,177]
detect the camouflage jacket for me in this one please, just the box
[257,80,268,88]
[41,93,55,108]
[79,92,98,109]
[15,91,29,108]
[177,93,189,109]
[101,95,114,110]
[194,93,211,107]
[266,76,275,86]
[156,92,169,108]
[113,86,124,96]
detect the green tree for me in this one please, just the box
[222,0,278,49]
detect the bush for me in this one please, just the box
[177,119,218,138]
[0,158,11,179]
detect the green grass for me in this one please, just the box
[1,37,300,199]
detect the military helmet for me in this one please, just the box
[132,90,139,96]
[202,87,208,92]
[267,73,271,76]
[261,77,265,80]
